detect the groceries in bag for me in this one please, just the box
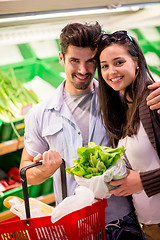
[3,195,54,219]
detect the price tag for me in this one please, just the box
[21,103,32,116]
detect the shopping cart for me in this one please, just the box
[0,161,107,240]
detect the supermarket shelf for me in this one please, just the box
[0,136,24,155]
[0,192,55,221]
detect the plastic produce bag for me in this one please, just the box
[6,196,54,219]
[104,157,128,190]
[75,157,127,198]
[51,186,94,223]
[75,173,111,199]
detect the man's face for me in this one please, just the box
[59,45,97,94]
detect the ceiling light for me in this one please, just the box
[0,6,141,24]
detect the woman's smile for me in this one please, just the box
[110,76,123,83]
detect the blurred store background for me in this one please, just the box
[0,0,159,219]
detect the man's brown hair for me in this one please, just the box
[60,22,102,58]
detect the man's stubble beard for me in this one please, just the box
[71,73,94,90]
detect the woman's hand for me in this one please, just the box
[109,169,143,196]
[147,82,160,114]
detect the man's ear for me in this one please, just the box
[59,51,64,66]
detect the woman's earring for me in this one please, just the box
[136,66,139,77]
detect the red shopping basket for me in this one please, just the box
[0,198,107,240]
[0,160,107,239]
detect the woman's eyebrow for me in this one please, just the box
[100,60,107,63]
[100,57,123,63]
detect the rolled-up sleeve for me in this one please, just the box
[24,104,49,157]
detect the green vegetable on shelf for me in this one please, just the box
[0,68,40,138]
[0,68,40,122]
[66,142,125,179]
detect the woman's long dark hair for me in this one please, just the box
[96,31,155,147]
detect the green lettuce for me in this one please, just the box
[66,142,124,179]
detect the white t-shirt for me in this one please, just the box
[63,87,94,148]
[118,121,160,224]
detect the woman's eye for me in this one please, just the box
[101,64,108,69]
[116,61,124,65]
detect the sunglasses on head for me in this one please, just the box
[102,30,133,42]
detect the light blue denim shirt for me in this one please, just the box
[24,79,133,223]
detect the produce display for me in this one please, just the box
[66,142,125,179]
[0,69,39,122]
[0,177,21,193]
[0,167,21,193]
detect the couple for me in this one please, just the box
[20,22,160,240]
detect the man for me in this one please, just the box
[20,22,160,239]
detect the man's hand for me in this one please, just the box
[20,148,63,185]
[33,150,62,178]
[109,169,143,196]
[147,82,160,114]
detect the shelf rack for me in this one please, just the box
[0,136,24,155]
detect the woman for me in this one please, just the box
[96,30,160,240]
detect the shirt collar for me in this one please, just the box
[45,81,65,111]
[46,79,99,111]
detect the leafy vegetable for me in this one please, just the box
[66,142,124,179]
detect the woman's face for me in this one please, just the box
[99,43,138,95]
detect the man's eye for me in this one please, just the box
[71,59,79,63]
